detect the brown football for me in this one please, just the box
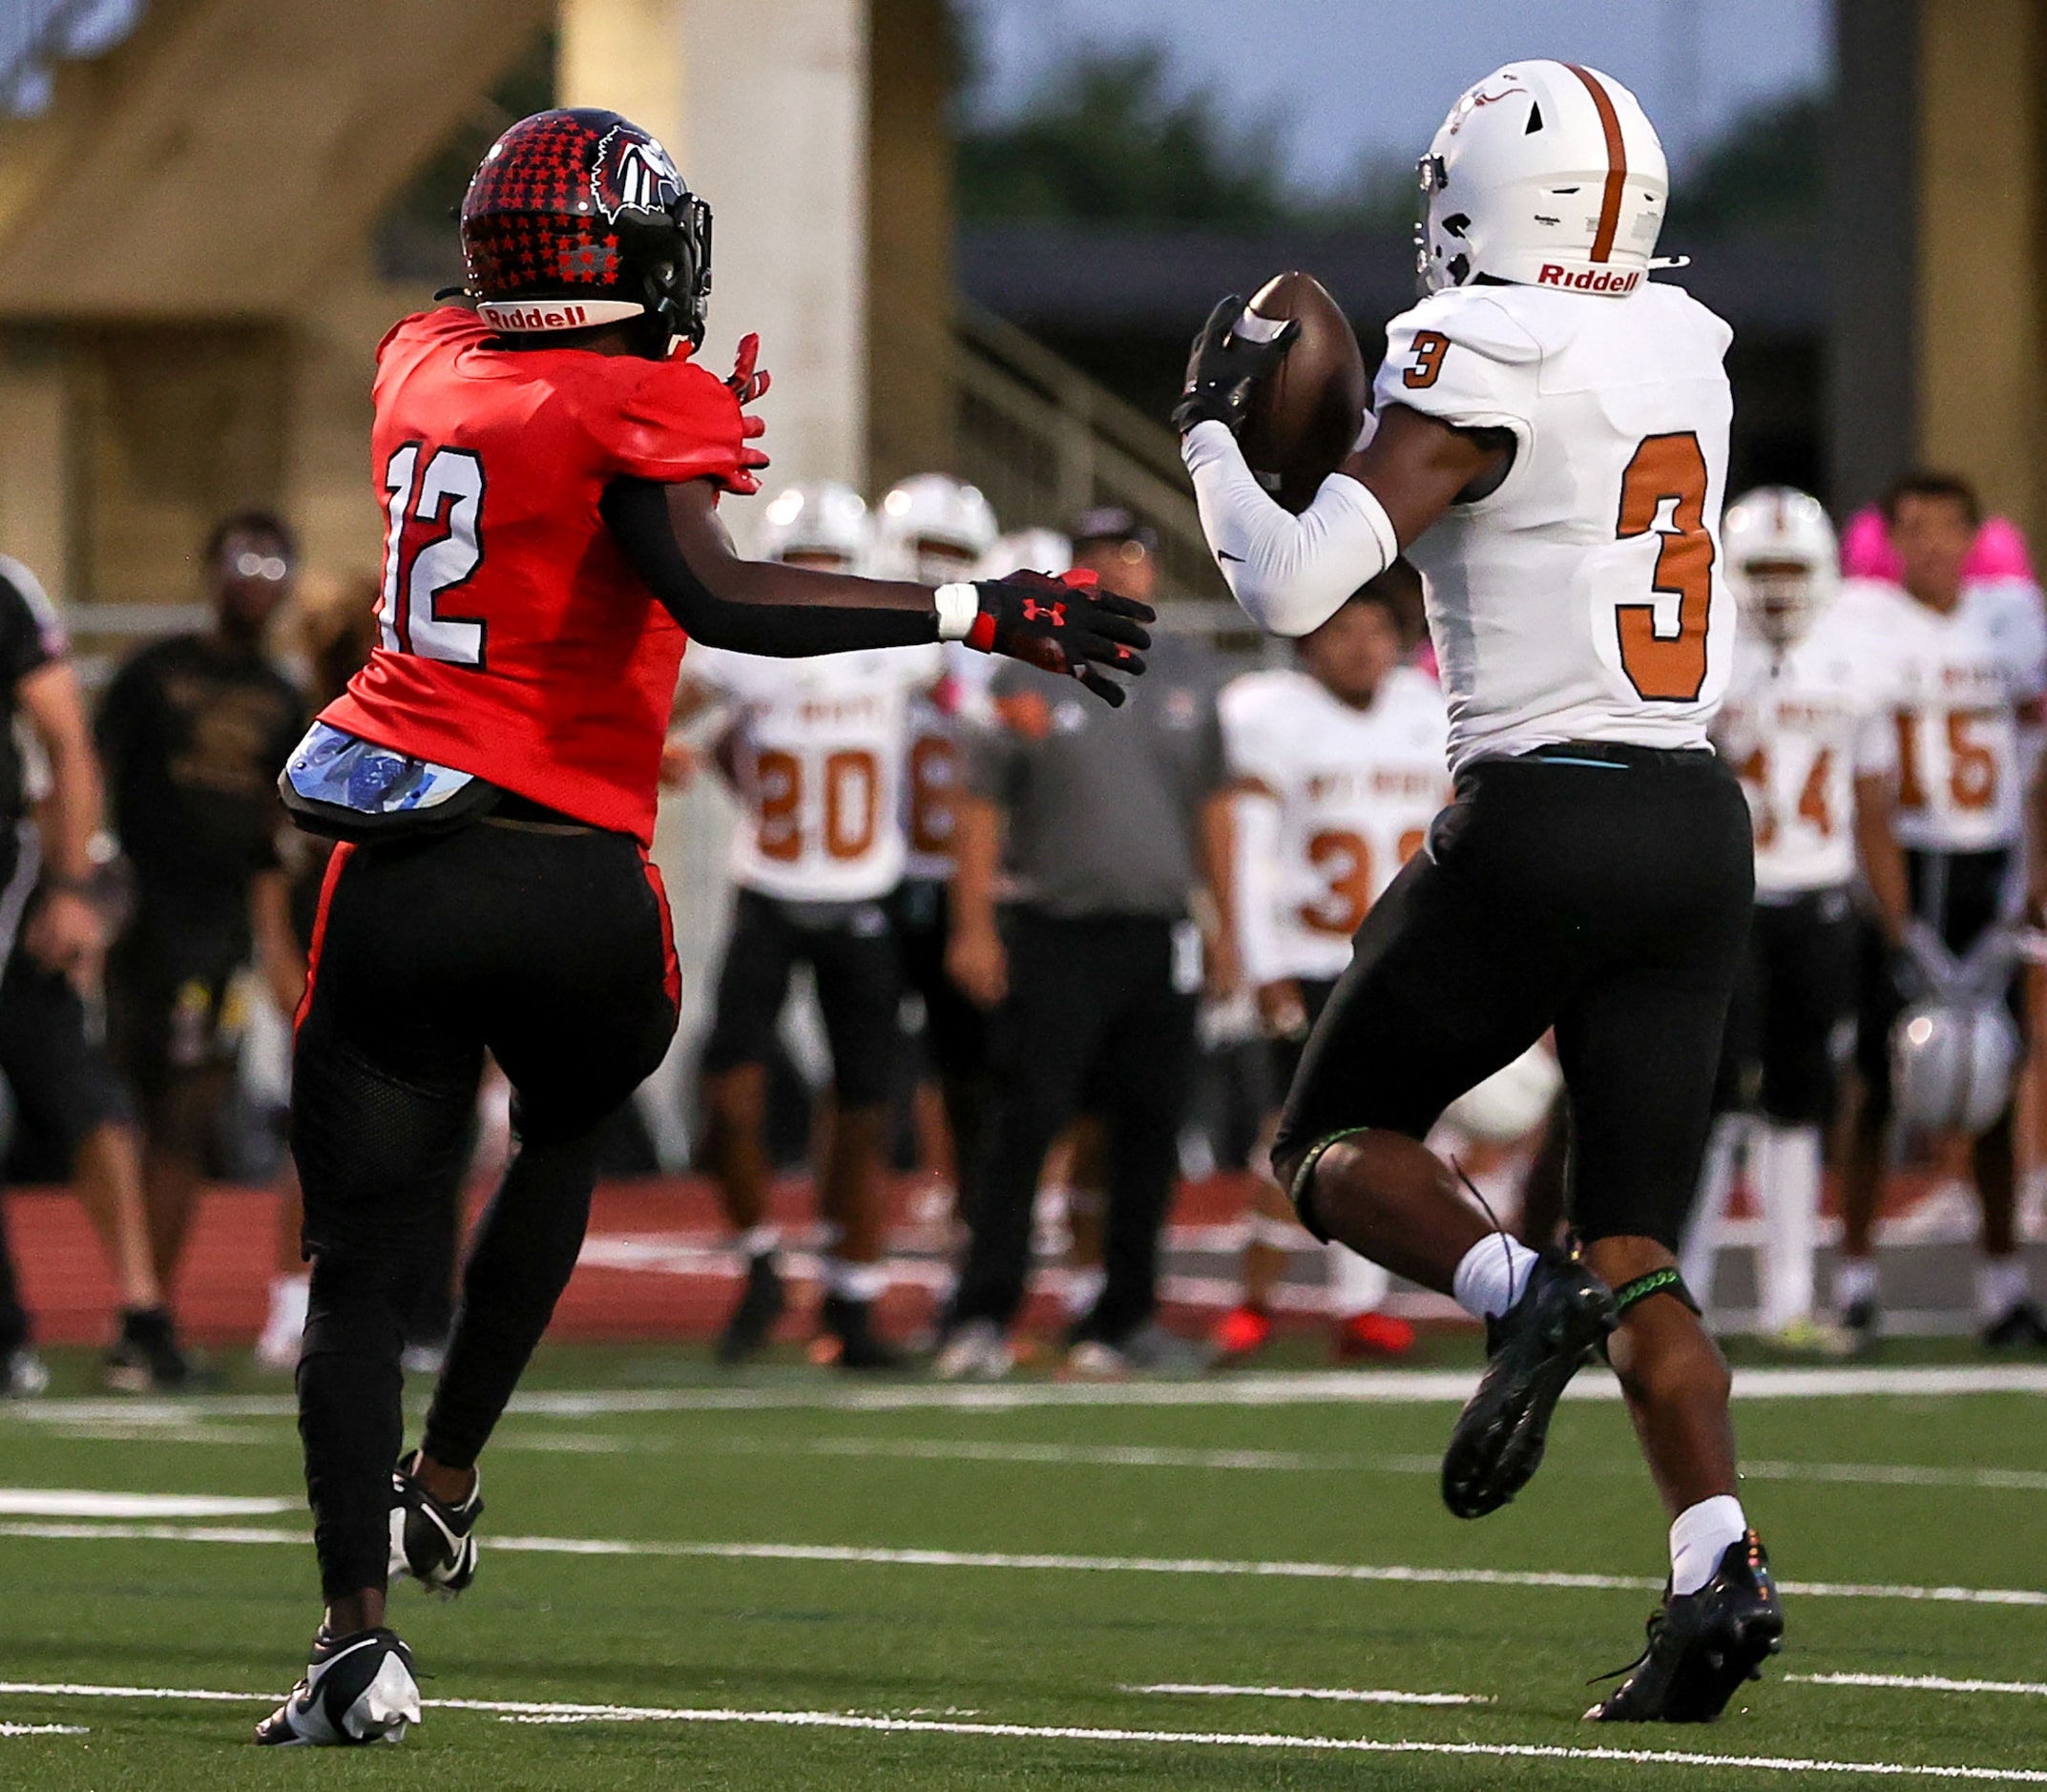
[1235,271,1368,512]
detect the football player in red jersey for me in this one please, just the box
[255,109,1149,1748]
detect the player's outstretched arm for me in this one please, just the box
[602,478,1153,704]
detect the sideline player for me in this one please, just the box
[685,482,940,1368]
[255,108,1147,1746]
[1832,473,2047,1348]
[1681,489,1907,1351]
[1178,62,1778,1718]
[1211,575,1446,1362]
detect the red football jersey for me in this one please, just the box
[323,306,746,842]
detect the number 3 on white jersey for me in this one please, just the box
[1613,432,1715,702]
[380,443,487,666]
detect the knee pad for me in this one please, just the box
[294,1039,475,1232]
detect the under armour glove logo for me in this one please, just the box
[969,569,1153,706]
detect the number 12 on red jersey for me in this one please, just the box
[379,443,488,667]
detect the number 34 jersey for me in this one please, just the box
[1713,607,1900,898]
[1829,575,2047,854]
[323,306,750,845]
[1376,281,1734,773]
[688,643,944,904]
[1222,664,1451,985]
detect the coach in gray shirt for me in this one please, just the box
[938,509,1233,1379]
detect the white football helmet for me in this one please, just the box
[874,473,999,584]
[978,528,1072,581]
[1891,1001,2021,1137]
[1418,61,1668,297]
[755,481,871,571]
[1723,486,1840,648]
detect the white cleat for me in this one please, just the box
[932,1319,1015,1382]
[254,1627,421,1746]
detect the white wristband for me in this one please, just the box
[934,582,981,643]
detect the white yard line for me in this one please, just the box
[1127,1681,1488,1705]
[0,1490,293,1518]
[1,1519,2040,1607]
[1793,1675,2047,1698]
[0,1679,2043,1780]
[0,1722,87,1736]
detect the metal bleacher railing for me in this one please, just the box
[0,0,141,116]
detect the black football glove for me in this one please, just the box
[1170,293,1300,437]
[964,569,1153,706]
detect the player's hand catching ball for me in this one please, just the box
[725,332,773,494]
[943,568,1153,706]
[1172,293,1300,437]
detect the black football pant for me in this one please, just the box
[1713,887,1859,1127]
[292,820,678,1601]
[949,910,1197,1344]
[1277,744,1753,1251]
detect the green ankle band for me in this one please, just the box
[1610,1266,1699,1318]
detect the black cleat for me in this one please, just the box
[103,1306,191,1394]
[1585,1530,1784,1722]
[1982,1299,2047,1350]
[1442,1253,1616,1519]
[388,1450,482,1595]
[1842,1296,1881,1357]
[717,1252,785,1365]
[821,1293,906,1371]
[254,1626,421,1746]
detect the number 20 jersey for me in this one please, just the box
[323,306,749,844]
[1222,664,1450,984]
[1376,281,1734,773]
[1829,574,2047,854]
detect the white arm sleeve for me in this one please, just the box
[1181,420,1398,638]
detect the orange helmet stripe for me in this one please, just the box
[1564,63,1628,264]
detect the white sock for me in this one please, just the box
[264,1273,310,1326]
[1755,1122,1821,1332]
[1669,1493,1748,1596]
[1061,1263,1107,1319]
[823,1257,888,1304]
[1976,1254,2031,1323]
[1326,1243,1390,1320]
[1832,1255,1879,1312]
[1452,1233,1538,1322]
[1680,1114,1745,1309]
[738,1224,780,1261]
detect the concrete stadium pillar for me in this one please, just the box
[0,340,72,599]
[1915,0,2047,544]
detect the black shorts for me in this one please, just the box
[0,946,131,1156]
[1715,887,1860,1127]
[891,876,988,1080]
[1854,846,2023,1121]
[1267,975,1339,1098]
[104,926,248,1129]
[293,821,679,1257]
[700,886,901,1108]
[1275,743,1754,1250]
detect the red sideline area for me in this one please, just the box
[6,1168,1939,1348]
[4,1174,1262,1347]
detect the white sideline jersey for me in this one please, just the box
[1222,664,1451,984]
[1375,280,1735,773]
[1713,605,1899,898]
[688,642,944,903]
[1831,576,2047,854]
[900,643,996,883]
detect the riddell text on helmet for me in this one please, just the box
[476,298,645,330]
[1537,264,1641,293]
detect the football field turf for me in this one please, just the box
[0,1348,2043,1788]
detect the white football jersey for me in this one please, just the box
[1223,664,1451,983]
[1713,605,1899,897]
[900,643,996,883]
[1831,577,2047,853]
[688,642,944,902]
[1375,281,1734,772]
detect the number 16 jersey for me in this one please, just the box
[1375,280,1735,773]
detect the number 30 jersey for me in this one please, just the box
[1375,281,1734,773]
[1222,664,1450,984]
[1830,575,2047,854]
[1712,606,1899,897]
[323,306,749,844]
[689,643,944,903]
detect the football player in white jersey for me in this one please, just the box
[1832,472,2047,1349]
[1178,61,1778,1718]
[683,482,945,1368]
[871,475,1003,1223]
[1211,574,1448,1362]
[1681,489,1908,1352]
